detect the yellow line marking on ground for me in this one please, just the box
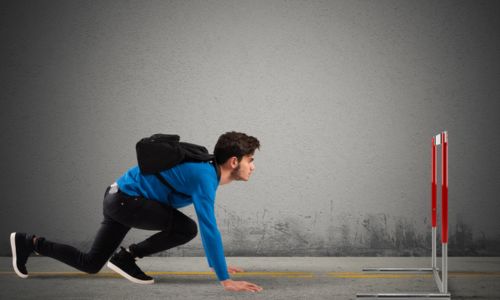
[0,271,313,278]
[148,271,314,278]
[0,271,499,279]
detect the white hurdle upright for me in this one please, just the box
[356,131,450,300]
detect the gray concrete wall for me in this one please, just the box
[1,0,499,256]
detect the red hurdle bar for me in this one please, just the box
[357,131,450,300]
[442,132,449,244]
[441,131,449,293]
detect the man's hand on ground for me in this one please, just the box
[221,279,263,292]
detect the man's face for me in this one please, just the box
[231,154,255,181]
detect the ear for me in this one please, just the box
[229,156,239,168]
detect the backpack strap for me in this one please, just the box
[154,173,191,198]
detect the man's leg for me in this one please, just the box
[102,191,176,284]
[11,185,130,278]
[10,215,129,278]
[128,209,198,258]
[104,192,197,257]
[34,215,130,274]
[104,194,197,283]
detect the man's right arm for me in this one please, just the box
[192,192,263,292]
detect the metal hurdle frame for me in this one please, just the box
[356,131,450,300]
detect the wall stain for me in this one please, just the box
[210,208,500,257]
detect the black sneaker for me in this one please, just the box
[107,247,154,284]
[10,232,35,278]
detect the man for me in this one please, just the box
[10,131,263,293]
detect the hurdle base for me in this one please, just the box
[433,269,444,293]
[356,293,451,299]
[359,267,448,295]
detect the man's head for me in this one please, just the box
[214,131,260,182]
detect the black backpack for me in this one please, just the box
[136,133,217,196]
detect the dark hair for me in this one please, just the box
[214,131,260,164]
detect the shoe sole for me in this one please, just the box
[10,232,28,279]
[106,261,154,285]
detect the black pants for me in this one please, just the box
[35,185,198,274]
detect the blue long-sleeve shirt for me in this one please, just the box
[116,162,229,281]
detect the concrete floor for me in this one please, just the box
[1,257,499,299]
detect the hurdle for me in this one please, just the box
[356,131,450,299]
